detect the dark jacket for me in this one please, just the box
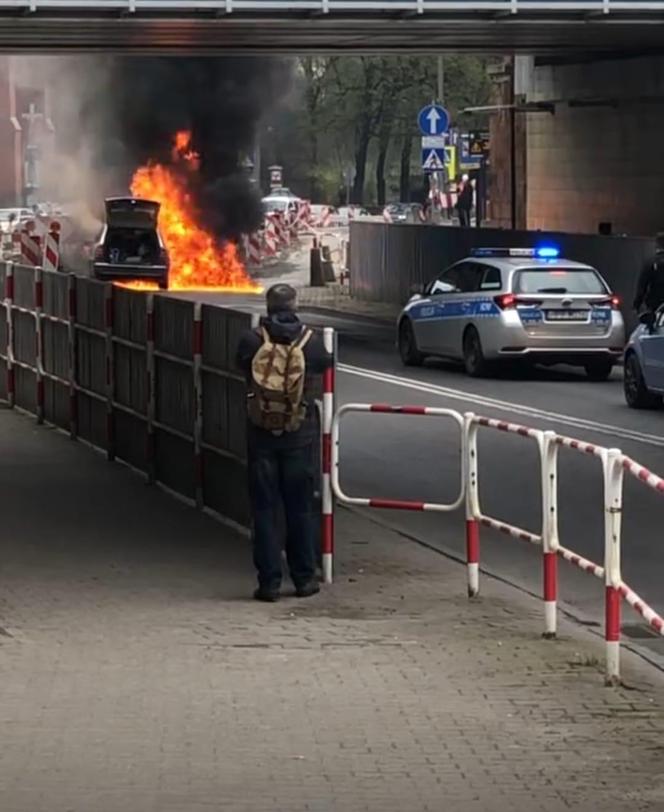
[634,251,664,312]
[456,182,473,212]
[236,312,332,449]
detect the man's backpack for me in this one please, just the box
[247,326,313,433]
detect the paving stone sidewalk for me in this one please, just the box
[0,406,663,812]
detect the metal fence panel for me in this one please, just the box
[76,392,107,450]
[114,409,147,472]
[13,311,36,366]
[155,296,193,359]
[76,277,107,330]
[0,358,6,400]
[156,355,193,436]
[114,287,146,346]
[43,271,69,320]
[227,377,247,460]
[0,262,6,297]
[202,305,252,372]
[13,265,35,309]
[42,319,69,381]
[14,365,36,413]
[76,330,106,396]
[202,451,249,527]
[201,370,229,452]
[44,378,70,430]
[114,342,147,415]
[154,429,195,498]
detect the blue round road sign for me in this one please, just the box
[418,104,450,137]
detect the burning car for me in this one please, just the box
[92,197,170,289]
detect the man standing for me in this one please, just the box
[236,284,331,602]
[456,174,473,228]
[634,233,664,313]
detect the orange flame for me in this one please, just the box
[125,130,261,293]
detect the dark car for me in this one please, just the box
[92,198,169,289]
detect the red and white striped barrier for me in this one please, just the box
[243,232,262,267]
[331,403,465,514]
[329,399,664,686]
[263,216,278,258]
[20,226,42,267]
[42,222,60,272]
[321,327,336,584]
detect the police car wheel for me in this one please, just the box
[624,353,660,409]
[584,358,613,382]
[398,320,424,366]
[463,327,489,378]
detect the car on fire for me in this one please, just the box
[397,246,625,379]
[92,197,170,290]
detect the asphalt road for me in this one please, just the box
[176,289,664,660]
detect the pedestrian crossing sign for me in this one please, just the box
[421,148,445,172]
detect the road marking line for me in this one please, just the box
[338,363,664,449]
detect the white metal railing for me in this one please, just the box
[331,402,664,686]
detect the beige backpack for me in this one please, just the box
[247,326,313,433]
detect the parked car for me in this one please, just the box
[384,202,423,224]
[92,198,169,289]
[624,308,664,408]
[397,246,625,379]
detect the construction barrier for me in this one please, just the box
[0,261,255,530]
[42,222,60,272]
[331,402,664,686]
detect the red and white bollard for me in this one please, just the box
[321,326,336,584]
[20,225,42,267]
[42,221,60,271]
[603,448,624,686]
[464,413,480,597]
[263,216,278,258]
[541,431,559,639]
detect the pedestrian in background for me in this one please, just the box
[236,284,332,602]
[634,233,664,314]
[456,174,473,228]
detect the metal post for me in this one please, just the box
[321,327,336,584]
[5,262,14,408]
[541,431,559,639]
[193,302,204,509]
[464,412,480,597]
[67,274,77,438]
[104,284,115,462]
[604,448,624,686]
[510,105,517,231]
[146,293,155,484]
[34,266,44,424]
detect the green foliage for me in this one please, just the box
[263,55,493,205]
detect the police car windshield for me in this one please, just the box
[514,268,607,295]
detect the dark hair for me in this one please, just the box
[266,283,297,315]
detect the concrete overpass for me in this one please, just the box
[0,0,663,54]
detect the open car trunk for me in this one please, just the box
[103,227,162,266]
[105,197,160,229]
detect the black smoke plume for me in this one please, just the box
[69,57,291,239]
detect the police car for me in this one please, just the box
[397,246,625,379]
[624,308,664,408]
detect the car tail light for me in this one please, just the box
[94,245,104,261]
[494,294,541,310]
[594,296,621,310]
[159,248,169,265]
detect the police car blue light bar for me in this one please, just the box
[471,246,560,259]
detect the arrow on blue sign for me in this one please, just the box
[418,104,450,137]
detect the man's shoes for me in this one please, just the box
[295,580,321,598]
[253,586,280,603]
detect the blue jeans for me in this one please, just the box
[248,443,316,590]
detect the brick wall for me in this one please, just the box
[526,55,664,236]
